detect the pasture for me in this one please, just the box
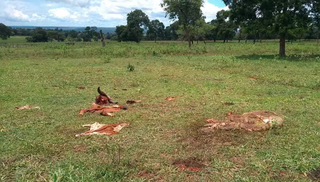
[0,40,320,181]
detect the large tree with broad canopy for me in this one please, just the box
[223,0,312,56]
[161,0,204,47]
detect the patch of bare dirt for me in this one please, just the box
[172,157,205,172]
[180,120,266,151]
[73,144,87,152]
[222,102,235,106]
[269,170,288,181]
[137,170,154,179]
[308,168,320,181]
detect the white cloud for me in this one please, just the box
[0,0,228,26]
[89,0,226,25]
[2,4,45,22]
[5,5,30,21]
[31,14,46,21]
[89,0,164,20]
[48,8,78,20]
[202,0,228,22]
[47,0,91,8]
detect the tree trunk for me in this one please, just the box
[259,32,262,43]
[100,30,105,47]
[279,33,286,57]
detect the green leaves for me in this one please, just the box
[147,20,165,42]
[115,9,150,43]
[226,0,313,56]
[0,23,11,40]
[161,0,204,47]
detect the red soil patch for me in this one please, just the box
[137,170,154,179]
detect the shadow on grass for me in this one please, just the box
[236,54,320,62]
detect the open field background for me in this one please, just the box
[1,40,320,181]
[0,36,27,44]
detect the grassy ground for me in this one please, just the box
[0,36,27,44]
[0,40,320,181]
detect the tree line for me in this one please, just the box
[0,24,115,42]
[115,0,319,56]
[1,0,319,56]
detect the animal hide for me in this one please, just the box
[95,87,118,105]
[15,105,40,110]
[126,100,142,104]
[165,96,180,101]
[76,122,130,137]
[202,110,284,132]
[79,103,127,116]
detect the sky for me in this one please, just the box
[0,0,227,27]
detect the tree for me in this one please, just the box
[311,0,320,43]
[164,21,179,40]
[26,28,48,42]
[0,23,11,40]
[47,31,58,42]
[192,19,214,44]
[67,30,79,41]
[57,32,66,42]
[207,20,218,41]
[214,10,236,42]
[223,0,312,56]
[80,26,93,42]
[178,18,213,44]
[241,19,267,43]
[99,30,105,47]
[115,25,129,42]
[126,9,150,43]
[161,0,204,47]
[115,9,149,43]
[147,20,165,42]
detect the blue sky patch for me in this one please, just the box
[208,0,226,8]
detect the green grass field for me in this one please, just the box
[0,36,27,44]
[1,40,320,181]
